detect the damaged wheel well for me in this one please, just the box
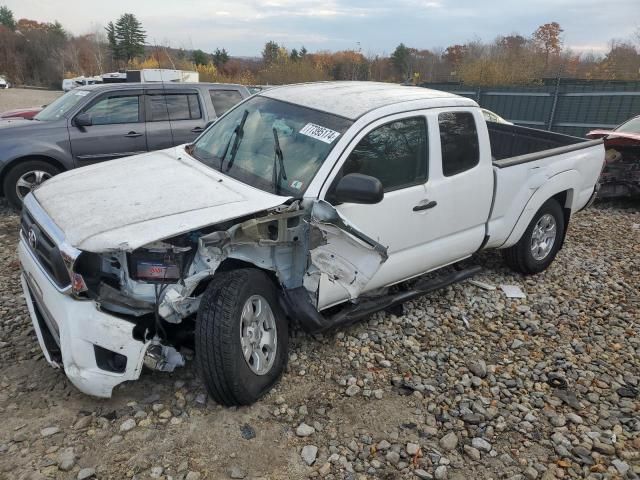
[198,258,281,295]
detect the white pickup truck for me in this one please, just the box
[18,82,604,404]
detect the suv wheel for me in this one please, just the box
[3,160,60,209]
[196,269,288,406]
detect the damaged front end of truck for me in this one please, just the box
[58,198,387,384]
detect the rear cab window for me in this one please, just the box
[209,89,244,116]
[438,111,480,176]
[147,93,202,121]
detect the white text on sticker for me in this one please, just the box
[299,123,340,144]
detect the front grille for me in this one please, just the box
[21,209,71,288]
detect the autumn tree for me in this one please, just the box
[533,22,563,68]
[0,5,15,29]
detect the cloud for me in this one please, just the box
[3,0,636,56]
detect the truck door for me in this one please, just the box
[69,90,148,165]
[316,113,435,309]
[144,89,207,149]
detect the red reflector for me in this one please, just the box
[72,273,88,293]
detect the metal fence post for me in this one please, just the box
[547,74,561,131]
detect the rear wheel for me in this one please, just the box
[502,198,565,274]
[3,160,60,209]
[195,269,288,406]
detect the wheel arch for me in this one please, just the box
[501,170,578,249]
[0,155,67,196]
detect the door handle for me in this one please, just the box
[413,200,437,211]
[124,131,143,138]
[191,127,205,133]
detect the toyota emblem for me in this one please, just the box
[28,228,37,250]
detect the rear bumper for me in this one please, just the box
[19,238,149,398]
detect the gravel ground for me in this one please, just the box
[0,198,638,480]
[0,88,63,112]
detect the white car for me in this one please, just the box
[482,108,512,124]
[0,76,10,89]
[18,82,604,404]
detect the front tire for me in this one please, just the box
[502,198,565,274]
[3,160,60,209]
[195,269,288,406]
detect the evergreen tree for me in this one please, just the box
[299,46,307,58]
[213,48,229,69]
[0,5,15,30]
[192,48,209,66]
[107,13,146,63]
[262,41,280,66]
[290,48,299,61]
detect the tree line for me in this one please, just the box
[0,5,638,89]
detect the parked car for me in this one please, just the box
[587,115,640,197]
[481,108,512,125]
[0,106,44,120]
[0,76,10,89]
[18,82,604,403]
[0,82,250,207]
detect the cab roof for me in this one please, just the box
[260,81,476,120]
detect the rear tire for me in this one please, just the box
[3,160,60,209]
[502,198,565,274]
[195,269,288,406]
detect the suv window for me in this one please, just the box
[438,111,479,176]
[148,93,202,121]
[342,117,428,192]
[209,89,243,116]
[85,95,140,125]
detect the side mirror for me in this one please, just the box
[74,113,92,127]
[332,173,384,205]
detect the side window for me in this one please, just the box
[438,111,479,176]
[209,90,244,116]
[341,117,428,192]
[85,95,140,125]
[148,93,202,121]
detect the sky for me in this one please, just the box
[4,0,639,57]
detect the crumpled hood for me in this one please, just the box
[33,147,290,252]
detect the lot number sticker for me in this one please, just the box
[299,123,340,144]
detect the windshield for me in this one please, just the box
[190,96,352,196]
[616,116,640,134]
[35,89,90,121]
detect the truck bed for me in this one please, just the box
[489,123,602,168]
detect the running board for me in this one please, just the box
[281,266,482,333]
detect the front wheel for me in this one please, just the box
[195,269,288,406]
[3,160,60,209]
[502,198,565,274]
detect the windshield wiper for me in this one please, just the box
[272,128,288,195]
[224,109,249,172]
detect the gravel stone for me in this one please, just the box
[471,437,492,452]
[439,432,458,451]
[434,465,447,479]
[296,423,315,437]
[119,419,136,432]
[301,445,318,465]
[77,468,96,480]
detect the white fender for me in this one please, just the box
[501,169,578,248]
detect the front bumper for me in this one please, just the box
[19,238,149,398]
